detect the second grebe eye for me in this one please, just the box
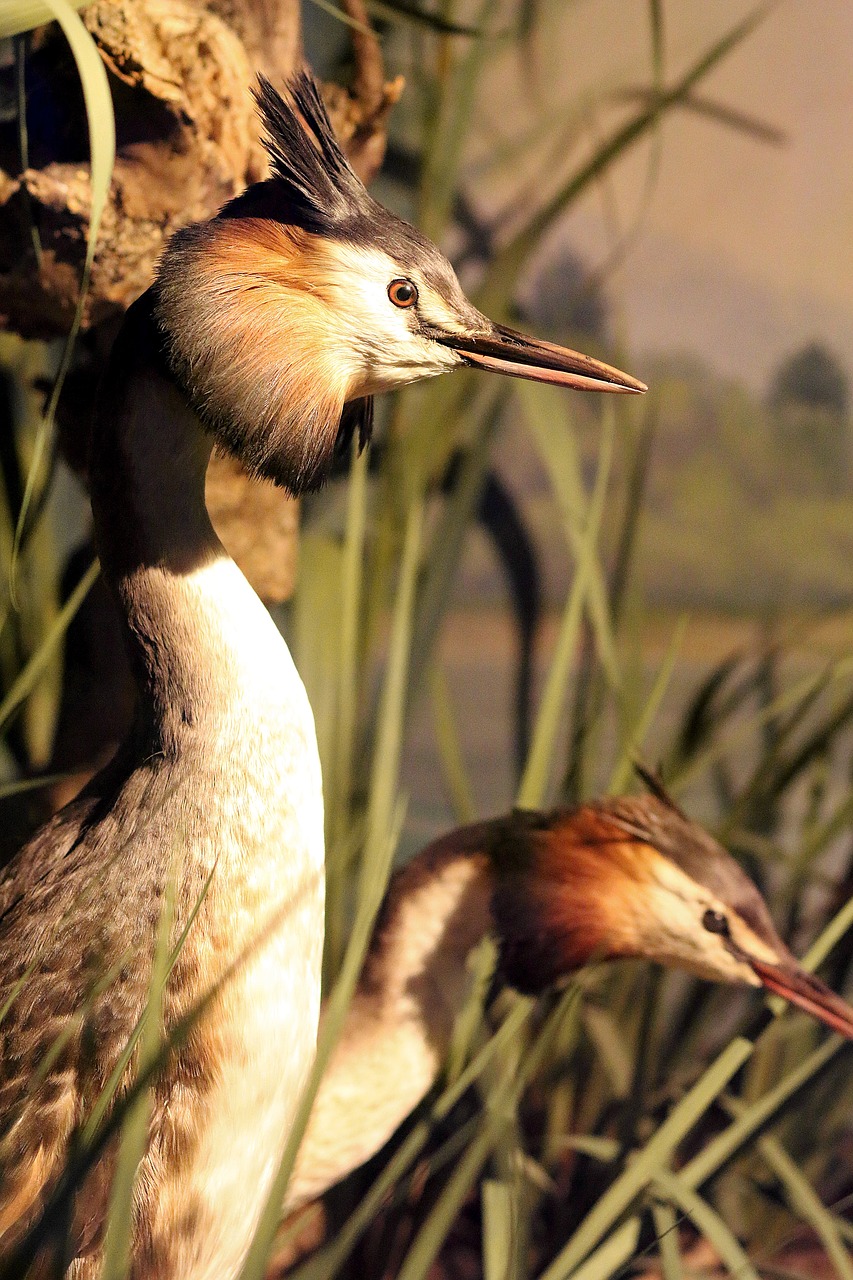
[702,909,730,937]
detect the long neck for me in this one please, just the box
[358,823,497,1013]
[287,825,497,1211]
[90,292,299,754]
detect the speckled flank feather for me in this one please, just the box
[0,710,324,1277]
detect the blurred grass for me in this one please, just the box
[2,1,853,1278]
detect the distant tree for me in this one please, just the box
[768,342,849,417]
[767,342,851,494]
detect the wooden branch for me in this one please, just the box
[0,0,262,338]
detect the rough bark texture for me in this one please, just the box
[1,0,264,339]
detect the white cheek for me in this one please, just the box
[639,862,765,986]
[344,288,459,390]
[318,246,462,393]
[366,328,460,390]
[638,892,717,973]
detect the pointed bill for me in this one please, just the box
[751,957,853,1039]
[434,321,647,394]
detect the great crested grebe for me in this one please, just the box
[289,786,853,1210]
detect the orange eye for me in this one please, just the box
[388,278,418,308]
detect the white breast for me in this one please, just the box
[145,554,326,1279]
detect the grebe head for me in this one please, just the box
[490,781,853,1038]
[154,72,645,496]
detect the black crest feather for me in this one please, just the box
[633,762,689,821]
[252,72,366,230]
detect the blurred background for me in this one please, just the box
[309,0,853,844]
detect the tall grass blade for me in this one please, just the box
[517,409,615,809]
[329,444,368,844]
[681,1037,844,1190]
[0,0,90,35]
[398,989,577,1280]
[608,614,687,793]
[801,892,853,973]
[0,772,68,800]
[408,386,504,708]
[483,1179,514,1280]
[83,854,219,1146]
[654,1170,760,1280]
[291,533,344,788]
[321,445,369,979]
[367,0,491,35]
[305,0,372,34]
[722,1099,853,1280]
[101,875,175,1280]
[539,1036,753,1279]
[515,382,619,689]
[543,888,853,1280]
[239,503,425,1280]
[2,837,351,1280]
[14,36,42,266]
[650,1198,683,1280]
[672,660,853,792]
[418,0,495,240]
[429,660,477,822]
[291,1000,534,1280]
[0,558,98,729]
[445,937,498,1085]
[615,87,787,144]
[9,0,114,601]
[581,1004,633,1099]
[1,853,242,1280]
[564,1219,641,1280]
[362,499,424,872]
[396,1119,503,1280]
[481,1,775,310]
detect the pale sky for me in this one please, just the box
[472,0,853,387]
